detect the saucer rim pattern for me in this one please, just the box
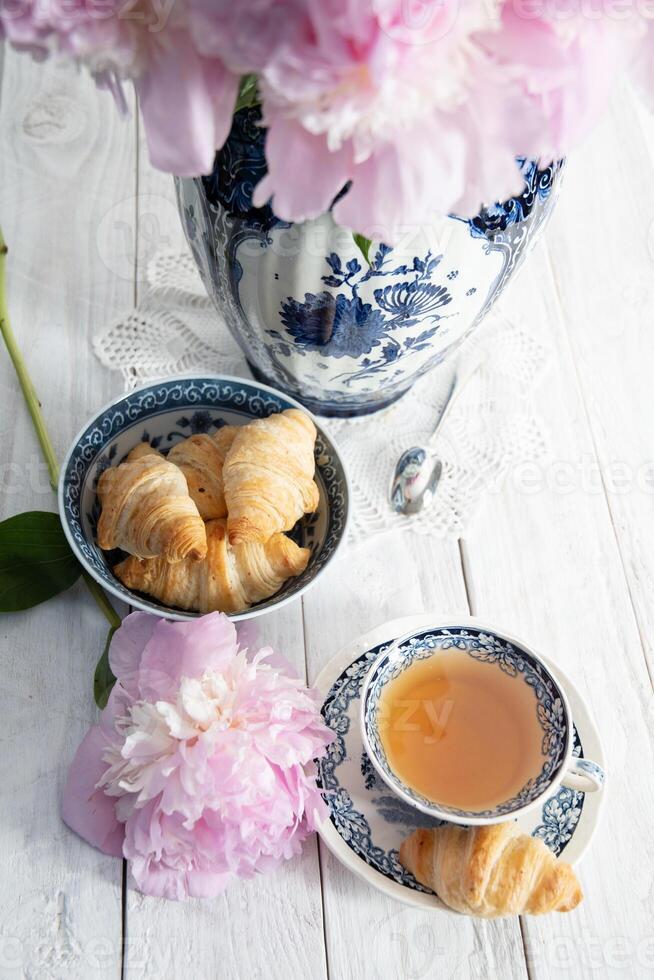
[314,615,606,911]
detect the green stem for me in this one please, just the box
[82,572,122,629]
[0,226,122,631]
[0,230,59,489]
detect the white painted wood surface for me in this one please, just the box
[1,49,654,980]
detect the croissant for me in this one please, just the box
[223,409,320,544]
[114,518,310,613]
[167,427,237,520]
[399,823,583,918]
[97,450,207,563]
[212,424,239,457]
[126,442,160,462]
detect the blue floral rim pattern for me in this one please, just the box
[317,642,585,897]
[58,377,349,620]
[362,627,570,819]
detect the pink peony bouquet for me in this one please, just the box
[2,2,654,236]
[62,612,334,900]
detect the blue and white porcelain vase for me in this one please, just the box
[176,107,563,417]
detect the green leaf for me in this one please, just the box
[353,233,372,266]
[94,625,118,709]
[0,511,82,612]
[235,74,259,113]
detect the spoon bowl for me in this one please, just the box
[390,449,443,515]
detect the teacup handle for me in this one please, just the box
[562,758,605,793]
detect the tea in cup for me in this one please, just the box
[361,622,604,824]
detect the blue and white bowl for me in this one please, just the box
[360,623,604,825]
[58,375,350,621]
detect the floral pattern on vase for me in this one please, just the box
[276,249,450,381]
[176,107,563,417]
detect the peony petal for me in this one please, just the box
[185,869,232,899]
[478,7,634,158]
[253,112,352,221]
[129,858,186,901]
[136,30,238,176]
[98,678,133,736]
[62,726,124,858]
[334,117,466,239]
[187,0,294,72]
[234,619,260,653]
[108,611,158,699]
[251,645,298,679]
[139,613,238,701]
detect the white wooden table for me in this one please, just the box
[1,50,654,980]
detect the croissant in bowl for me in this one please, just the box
[96,448,207,563]
[97,409,320,614]
[223,409,320,545]
[115,519,310,615]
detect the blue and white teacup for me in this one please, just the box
[360,621,605,826]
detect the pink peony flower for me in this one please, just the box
[236,0,518,234]
[3,0,654,237]
[62,612,333,901]
[477,2,645,161]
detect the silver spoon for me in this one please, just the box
[390,351,486,515]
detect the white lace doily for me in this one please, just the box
[94,250,550,540]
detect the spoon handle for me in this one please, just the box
[428,350,486,447]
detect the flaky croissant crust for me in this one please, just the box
[399,823,583,918]
[223,408,320,545]
[114,518,310,614]
[96,451,207,563]
[168,427,237,520]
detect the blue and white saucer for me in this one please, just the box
[315,615,605,910]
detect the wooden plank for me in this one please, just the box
[544,86,654,683]
[122,606,328,980]
[121,139,328,980]
[135,114,188,279]
[2,48,650,979]
[303,532,528,979]
[0,52,136,977]
[462,242,654,978]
